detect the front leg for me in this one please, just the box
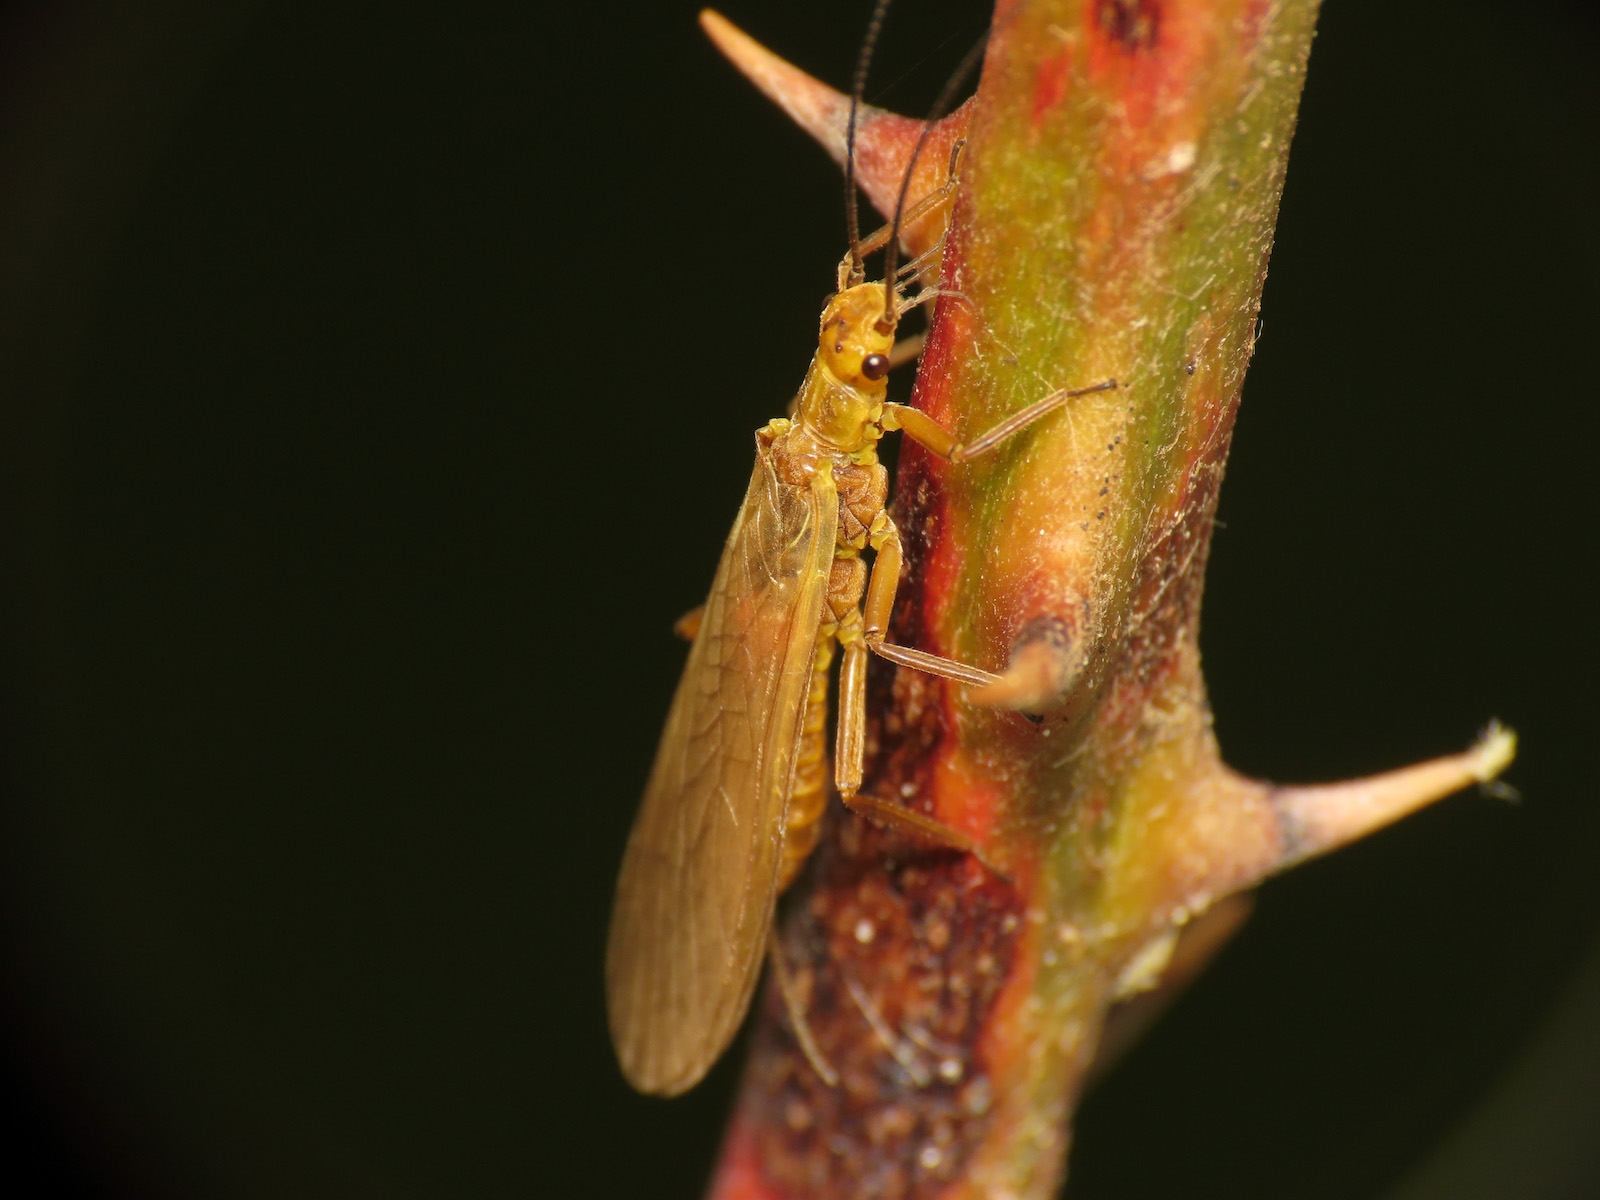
[883,376,1118,463]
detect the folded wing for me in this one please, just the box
[606,446,837,1095]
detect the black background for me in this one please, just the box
[0,0,1596,1197]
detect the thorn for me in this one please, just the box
[1270,722,1518,870]
[698,9,971,261]
[700,10,855,165]
[966,616,1084,714]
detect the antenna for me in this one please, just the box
[846,0,894,287]
[880,29,990,327]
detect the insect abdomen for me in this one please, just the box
[777,536,874,891]
[779,626,833,891]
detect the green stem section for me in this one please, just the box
[697,5,1446,1199]
[902,3,1322,1192]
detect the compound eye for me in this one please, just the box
[861,353,891,381]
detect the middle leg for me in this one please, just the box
[831,526,990,861]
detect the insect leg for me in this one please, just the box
[884,377,1120,463]
[767,927,839,1087]
[852,171,960,261]
[857,517,1003,689]
[828,523,1009,870]
[824,520,986,857]
[894,240,945,284]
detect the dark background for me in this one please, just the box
[0,0,1596,1196]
